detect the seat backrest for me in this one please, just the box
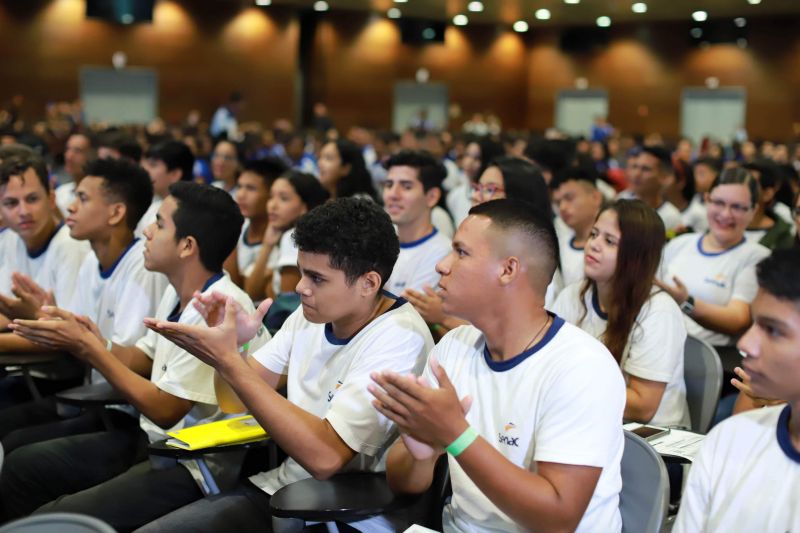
[0,513,116,533]
[620,430,669,533]
[684,335,723,433]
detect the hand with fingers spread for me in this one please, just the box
[654,275,690,305]
[192,290,272,347]
[0,273,55,320]
[10,306,102,358]
[731,366,784,408]
[145,295,247,370]
[369,357,472,452]
[403,285,446,325]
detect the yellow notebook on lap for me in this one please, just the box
[166,415,268,451]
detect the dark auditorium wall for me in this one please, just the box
[1,1,799,141]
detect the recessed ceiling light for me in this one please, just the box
[692,10,708,22]
[632,3,647,13]
[394,0,408,3]
[313,0,329,12]
[535,8,551,20]
[387,7,401,18]
[734,17,747,27]
[513,20,529,32]
[453,14,468,26]
[747,0,761,4]
[468,1,484,13]
[255,0,271,5]
[564,0,580,4]
[596,16,611,27]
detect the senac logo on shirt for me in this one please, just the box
[498,422,519,447]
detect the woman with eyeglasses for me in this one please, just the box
[657,167,770,350]
[210,139,242,196]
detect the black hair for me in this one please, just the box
[0,154,50,193]
[743,158,782,190]
[640,145,674,175]
[241,156,289,187]
[474,137,505,181]
[329,139,377,200]
[145,140,195,182]
[292,197,399,286]
[693,156,723,174]
[84,158,154,231]
[524,138,574,177]
[0,143,35,163]
[488,156,552,222]
[282,170,329,211]
[674,159,696,203]
[385,150,446,193]
[710,167,760,208]
[756,248,800,304]
[551,165,599,191]
[168,182,244,272]
[98,130,142,162]
[468,198,558,287]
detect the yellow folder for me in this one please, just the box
[166,415,268,450]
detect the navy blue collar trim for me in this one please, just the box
[776,405,800,464]
[242,223,262,247]
[99,238,139,279]
[591,286,608,320]
[167,272,224,323]
[324,291,407,345]
[27,222,63,259]
[482,313,565,372]
[569,236,584,251]
[400,228,438,249]
[696,234,746,257]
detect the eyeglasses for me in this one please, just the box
[470,182,505,198]
[707,197,751,215]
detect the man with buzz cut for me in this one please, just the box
[674,248,800,533]
[4,182,268,530]
[139,197,433,533]
[371,199,626,532]
[382,149,451,296]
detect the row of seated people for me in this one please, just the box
[0,139,796,532]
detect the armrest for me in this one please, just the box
[0,352,64,367]
[269,472,420,522]
[55,382,127,407]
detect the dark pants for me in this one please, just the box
[0,420,146,521]
[35,461,204,533]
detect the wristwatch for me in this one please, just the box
[680,295,695,315]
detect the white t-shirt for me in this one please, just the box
[0,223,90,309]
[236,222,263,278]
[248,298,433,495]
[271,229,299,296]
[430,320,626,533]
[552,283,689,428]
[385,228,451,295]
[446,181,473,228]
[657,201,683,232]
[557,232,585,288]
[661,233,770,346]
[54,181,76,217]
[681,196,708,233]
[674,405,800,533]
[135,197,162,239]
[432,206,455,239]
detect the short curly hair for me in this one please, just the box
[293,197,399,285]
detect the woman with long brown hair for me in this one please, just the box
[553,199,689,426]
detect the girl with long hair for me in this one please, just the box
[317,139,376,201]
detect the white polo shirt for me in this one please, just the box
[1,223,90,309]
[552,282,689,428]
[661,233,770,346]
[271,229,299,296]
[675,404,800,533]
[236,222,263,278]
[681,196,708,233]
[657,201,683,232]
[135,197,162,239]
[557,232,586,288]
[385,228,451,295]
[248,297,433,495]
[430,319,626,533]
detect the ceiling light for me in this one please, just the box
[468,1,484,13]
[596,16,611,27]
[747,0,761,4]
[513,20,529,32]
[313,1,329,11]
[632,3,647,13]
[453,14,468,26]
[394,0,408,3]
[734,17,747,27]
[255,0,271,5]
[535,8,551,20]
[564,0,580,4]
[692,10,708,22]
[387,7,401,18]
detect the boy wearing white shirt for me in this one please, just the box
[372,200,626,532]
[138,198,433,533]
[5,183,266,530]
[382,150,452,296]
[675,248,800,533]
[621,146,682,232]
[136,140,195,238]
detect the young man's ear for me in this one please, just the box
[425,186,442,209]
[359,271,383,297]
[107,202,128,228]
[179,235,198,260]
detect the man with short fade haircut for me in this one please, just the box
[55,133,94,216]
[673,248,800,532]
[620,145,682,232]
[140,197,433,533]
[371,199,626,532]
[382,149,452,297]
[137,140,195,237]
[552,167,604,287]
[5,182,268,529]
[0,158,168,455]
[0,154,90,349]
